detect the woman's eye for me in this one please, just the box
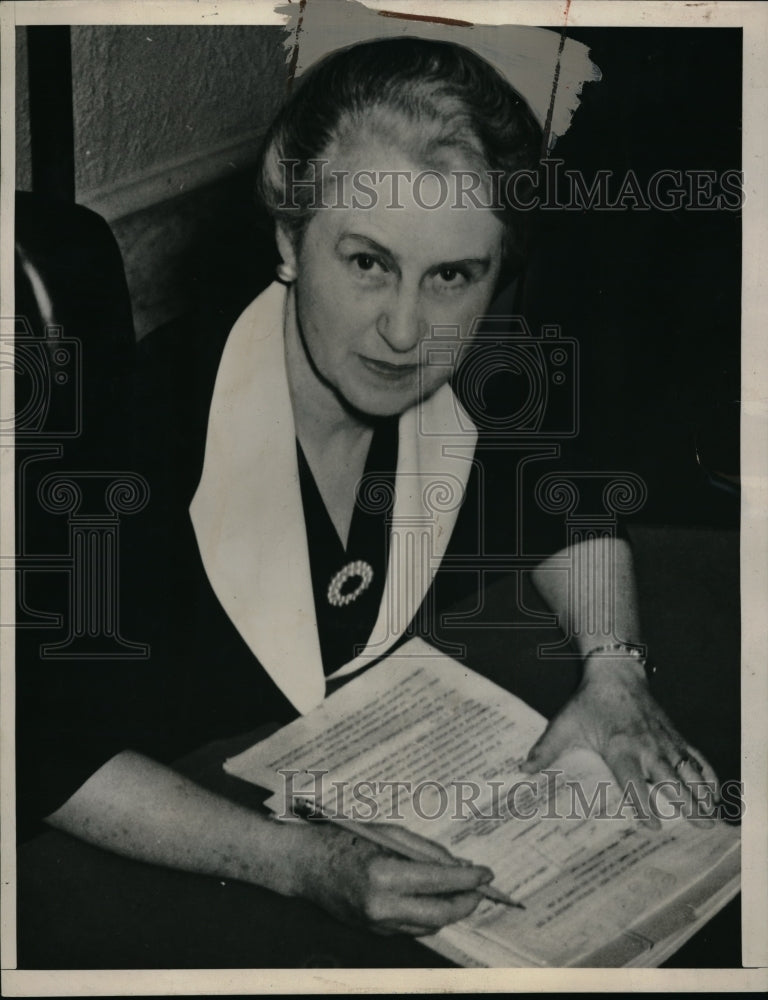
[434,267,468,290]
[352,253,385,273]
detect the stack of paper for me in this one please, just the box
[225,639,740,968]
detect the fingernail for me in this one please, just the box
[479,868,494,884]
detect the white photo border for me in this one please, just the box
[1,0,766,995]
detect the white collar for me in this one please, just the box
[189,282,477,714]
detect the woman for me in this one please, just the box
[41,37,717,940]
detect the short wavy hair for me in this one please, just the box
[257,36,543,262]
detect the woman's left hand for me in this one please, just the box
[519,656,720,826]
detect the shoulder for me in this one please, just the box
[129,281,276,501]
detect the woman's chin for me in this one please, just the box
[337,371,448,421]
[334,380,416,420]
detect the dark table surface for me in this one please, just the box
[15,524,742,970]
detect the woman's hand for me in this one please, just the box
[519,656,720,826]
[291,820,493,936]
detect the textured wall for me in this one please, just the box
[71,25,286,199]
[66,25,287,337]
[16,28,32,190]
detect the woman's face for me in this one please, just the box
[280,141,505,419]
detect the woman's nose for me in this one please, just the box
[376,289,426,354]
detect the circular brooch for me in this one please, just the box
[327,559,374,608]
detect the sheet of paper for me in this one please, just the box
[225,636,548,817]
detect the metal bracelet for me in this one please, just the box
[583,641,657,680]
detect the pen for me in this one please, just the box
[292,798,525,910]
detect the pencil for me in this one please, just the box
[293,798,525,909]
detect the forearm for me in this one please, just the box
[532,535,645,681]
[46,749,493,935]
[46,749,312,896]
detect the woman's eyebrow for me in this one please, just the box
[336,232,397,262]
[434,256,492,274]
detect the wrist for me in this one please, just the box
[280,816,357,902]
[236,812,322,898]
[582,653,647,687]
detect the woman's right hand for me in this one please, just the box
[292,820,493,936]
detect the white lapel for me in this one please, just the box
[190,283,325,714]
[190,282,478,713]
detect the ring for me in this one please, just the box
[673,754,702,774]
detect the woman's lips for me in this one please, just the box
[359,356,419,380]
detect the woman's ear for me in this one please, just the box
[275,223,298,282]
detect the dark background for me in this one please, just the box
[519,27,741,528]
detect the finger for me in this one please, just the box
[645,757,714,826]
[371,857,493,895]
[666,745,720,810]
[373,888,484,932]
[608,753,659,829]
[685,744,721,802]
[371,922,438,938]
[520,720,572,773]
[674,761,717,819]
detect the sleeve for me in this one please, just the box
[14,357,169,836]
[15,322,211,838]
